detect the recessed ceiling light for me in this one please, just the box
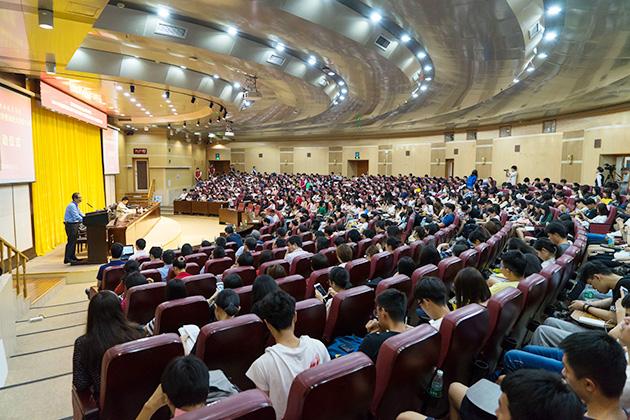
[244,100,251,106]
[116,85,123,90]
[130,97,136,102]
[338,81,345,86]
[157,8,169,18]
[174,113,178,115]
[227,26,238,36]
[165,100,171,103]
[424,65,432,71]
[341,88,347,94]
[149,115,153,117]
[172,109,177,112]
[123,92,130,97]
[213,74,219,79]
[145,111,150,114]
[121,114,125,116]
[339,95,346,100]
[308,56,316,65]
[420,85,428,91]
[401,34,411,43]
[169,104,173,107]
[38,9,53,29]
[327,71,335,76]
[425,77,432,81]
[547,6,561,15]
[538,52,548,58]
[233,82,241,88]
[275,43,285,52]
[136,103,141,107]
[141,108,146,111]
[544,31,557,40]
[513,78,520,83]
[126,125,130,128]
[417,52,426,59]
[527,66,535,72]
[370,12,382,23]
[412,93,419,98]
[180,65,186,69]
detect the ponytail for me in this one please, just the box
[215,289,240,318]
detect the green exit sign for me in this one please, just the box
[355,152,360,159]
[215,153,220,160]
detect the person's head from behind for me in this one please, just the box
[237,251,253,267]
[329,266,351,292]
[259,290,296,334]
[223,273,243,289]
[214,289,240,321]
[162,249,176,265]
[259,249,273,266]
[596,202,609,216]
[451,240,470,257]
[201,240,211,247]
[496,369,583,420]
[375,289,407,330]
[172,256,187,275]
[336,244,353,264]
[124,271,147,292]
[215,237,227,248]
[419,246,441,267]
[454,267,490,307]
[347,229,361,243]
[533,237,561,261]
[111,242,124,259]
[412,226,427,241]
[414,276,447,319]
[266,264,287,279]
[579,261,616,294]
[252,274,281,305]
[468,228,486,247]
[311,253,329,271]
[276,227,287,238]
[180,243,193,257]
[397,256,416,277]
[385,237,400,253]
[212,246,225,259]
[225,226,234,235]
[500,250,527,281]
[124,259,140,274]
[149,246,162,261]
[560,331,627,405]
[161,355,209,411]
[245,236,257,252]
[86,291,138,360]
[287,235,302,252]
[165,278,187,301]
[365,245,379,261]
[316,236,330,253]
[135,238,146,251]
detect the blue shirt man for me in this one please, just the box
[64,192,85,264]
[224,226,243,247]
[64,200,85,223]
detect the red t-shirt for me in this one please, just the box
[174,272,192,280]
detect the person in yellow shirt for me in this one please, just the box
[488,250,527,295]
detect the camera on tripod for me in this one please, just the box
[604,163,616,171]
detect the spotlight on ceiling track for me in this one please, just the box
[420,85,428,91]
[227,26,238,36]
[213,74,219,79]
[191,96,196,104]
[544,31,557,41]
[401,34,411,43]
[157,8,169,18]
[130,85,135,93]
[538,52,548,58]
[308,56,316,66]
[209,101,214,108]
[513,78,520,83]
[417,52,426,59]
[412,93,419,98]
[424,65,432,71]
[162,91,170,98]
[275,43,285,52]
[196,120,200,127]
[45,60,56,75]
[338,81,345,86]
[370,12,382,23]
[547,6,562,15]
[233,82,241,89]
[38,9,53,29]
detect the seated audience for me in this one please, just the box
[129,238,149,261]
[335,243,353,267]
[158,250,176,282]
[419,246,441,267]
[453,267,491,309]
[311,253,329,271]
[266,264,287,279]
[145,278,188,335]
[533,237,561,268]
[120,271,148,310]
[414,276,451,329]
[314,266,352,316]
[214,289,240,321]
[224,226,243,247]
[545,221,572,253]
[285,235,308,265]
[94,242,125,290]
[487,250,527,294]
[250,275,281,318]
[140,246,162,270]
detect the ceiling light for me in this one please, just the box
[227,26,238,36]
[196,120,200,127]
[180,65,186,69]
[338,81,345,86]
[275,43,285,52]
[527,66,535,72]
[339,95,346,100]
[412,93,419,98]
[191,96,196,104]
[424,65,432,71]
[168,104,173,107]
[333,101,338,105]
[425,77,432,81]
[513,78,520,83]
[149,115,153,117]
[45,61,56,75]
[126,125,130,128]
[233,82,241,89]
[544,31,557,40]
[157,8,170,18]
[547,6,562,15]
[327,71,335,76]
[244,100,251,106]
[38,9,53,29]
[538,52,548,58]
[123,92,130,97]
[141,108,145,111]
[308,56,317,65]
[213,74,219,79]
[135,103,141,107]
[341,88,348,94]
[144,126,149,131]
[420,85,428,91]
[183,121,187,128]
[401,34,411,43]
[417,52,426,59]
[174,112,178,115]
[116,85,123,91]
[172,109,177,112]
[225,131,234,137]
[130,97,136,102]
[370,12,382,23]
[145,111,150,114]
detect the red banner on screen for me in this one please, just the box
[102,129,120,175]
[0,86,35,184]
[40,82,108,129]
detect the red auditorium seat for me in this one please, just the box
[486,237,501,267]
[124,282,166,325]
[511,274,548,348]
[134,255,150,266]
[182,274,217,299]
[475,243,492,269]
[262,239,274,250]
[392,245,412,272]
[72,333,184,420]
[347,242,358,259]
[426,304,490,418]
[272,246,287,260]
[306,267,332,298]
[283,352,375,420]
[140,269,162,283]
[434,230,447,245]
[198,245,215,257]
[250,250,261,269]
[589,205,617,234]
[356,238,373,257]
[223,266,256,286]
[259,259,290,277]
[423,235,436,248]
[203,257,233,276]
[196,314,266,391]
[167,263,201,280]
[289,252,314,278]
[102,265,125,291]
[299,231,313,242]
[554,254,575,295]
[140,260,164,271]
[459,248,479,269]
[369,251,394,280]
[153,296,210,335]
[184,252,208,268]
[233,285,253,313]
[480,287,523,372]
[371,325,441,420]
[225,241,239,252]
[411,264,439,292]
[345,258,371,287]
[294,298,326,341]
[323,286,374,343]
[276,275,307,301]
[372,233,386,246]
[375,274,412,303]
[302,240,316,253]
[438,256,462,290]
[319,247,338,266]
[538,263,564,316]
[176,389,275,420]
[224,248,236,262]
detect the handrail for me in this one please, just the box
[0,236,29,299]
[147,179,156,204]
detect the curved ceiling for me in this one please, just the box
[1,0,630,140]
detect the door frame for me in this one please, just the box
[133,158,149,192]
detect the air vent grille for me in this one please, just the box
[266,53,286,66]
[375,35,391,50]
[155,22,188,39]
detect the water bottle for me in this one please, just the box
[608,235,614,247]
[584,284,595,302]
[429,370,443,398]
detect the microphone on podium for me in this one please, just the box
[87,203,93,208]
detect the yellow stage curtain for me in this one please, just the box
[31,104,105,255]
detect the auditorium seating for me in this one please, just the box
[302,240,316,253]
[72,333,184,420]
[589,205,617,234]
[475,243,492,269]
[375,274,412,303]
[141,260,164,271]
[233,285,253,313]
[153,296,210,335]
[371,325,441,420]
[306,267,332,298]
[182,274,217,299]
[345,258,370,287]
[223,266,256,286]
[438,256,462,291]
[294,298,326,341]
[166,262,201,280]
[323,286,374,343]
[124,282,166,325]
[319,246,338,266]
[276,275,307,301]
[459,248,479,269]
[538,263,564,318]
[102,265,125,291]
[224,249,236,262]
[283,352,376,420]
[510,274,548,348]
[225,241,238,252]
[391,245,412,272]
[250,250,261,269]
[140,269,162,283]
[259,259,290,277]
[177,389,275,420]
[411,264,439,291]
[203,257,233,276]
[184,252,208,268]
[369,251,393,280]
[196,314,266,391]
[198,245,215,257]
[409,240,424,264]
[289,252,314,278]
[357,238,373,257]
[272,246,287,260]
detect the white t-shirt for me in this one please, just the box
[429,317,443,331]
[285,248,309,265]
[508,171,517,185]
[129,250,149,261]
[246,336,330,420]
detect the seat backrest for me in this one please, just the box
[539,263,564,310]
[153,296,210,335]
[276,275,307,302]
[124,282,166,325]
[181,274,217,299]
[140,269,162,284]
[459,249,479,269]
[100,334,184,420]
[204,257,233,276]
[410,240,424,264]
[224,248,236,262]
[302,240,316,253]
[306,267,332,298]
[141,260,164,271]
[392,245,412,272]
[185,262,201,276]
[434,230,446,245]
[299,231,313,243]
[184,253,208,269]
[284,352,376,420]
[357,238,373,257]
[345,258,371,287]
[480,287,523,372]
[319,247,338,266]
[176,389,275,420]
[289,252,314,278]
[375,275,412,303]
[272,246,287,260]
[233,285,253,313]
[323,286,375,342]
[196,314,266,391]
[371,325,441,419]
[511,274,548,347]
[257,259,288,277]
[423,235,436,248]
[372,233,386,246]
[554,254,575,293]
[486,237,501,266]
[225,241,239,252]
[294,298,326,341]
[369,251,394,280]
[102,265,125,291]
[438,256,463,289]
[475,243,492,269]
[135,255,150,266]
[262,239,274,250]
[223,266,257,286]
[198,246,215,257]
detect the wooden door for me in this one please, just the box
[211,161,230,175]
[446,159,454,178]
[357,160,369,176]
[134,158,149,191]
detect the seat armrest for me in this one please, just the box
[72,386,99,420]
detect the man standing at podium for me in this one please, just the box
[64,192,84,264]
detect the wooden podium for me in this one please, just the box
[83,211,109,264]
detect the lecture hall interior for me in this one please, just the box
[2,0,630,419]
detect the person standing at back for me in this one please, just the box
[64,192,84,264]
[505,165,518,186]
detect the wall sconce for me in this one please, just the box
[436,158,441,165]
[482,157,487,165]
[284,159,288,164]
[333,159,337,165]
[567,154,573,164]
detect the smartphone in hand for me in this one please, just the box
[216,281,224,292]
[314,283,327,297]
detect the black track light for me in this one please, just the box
[196,119,200,127]
[191,96,196,104]
[183,121,187,128]
[130,85,135,93]
[209,101,214,108]
[163,91,170,99]
[167,123,171,129]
